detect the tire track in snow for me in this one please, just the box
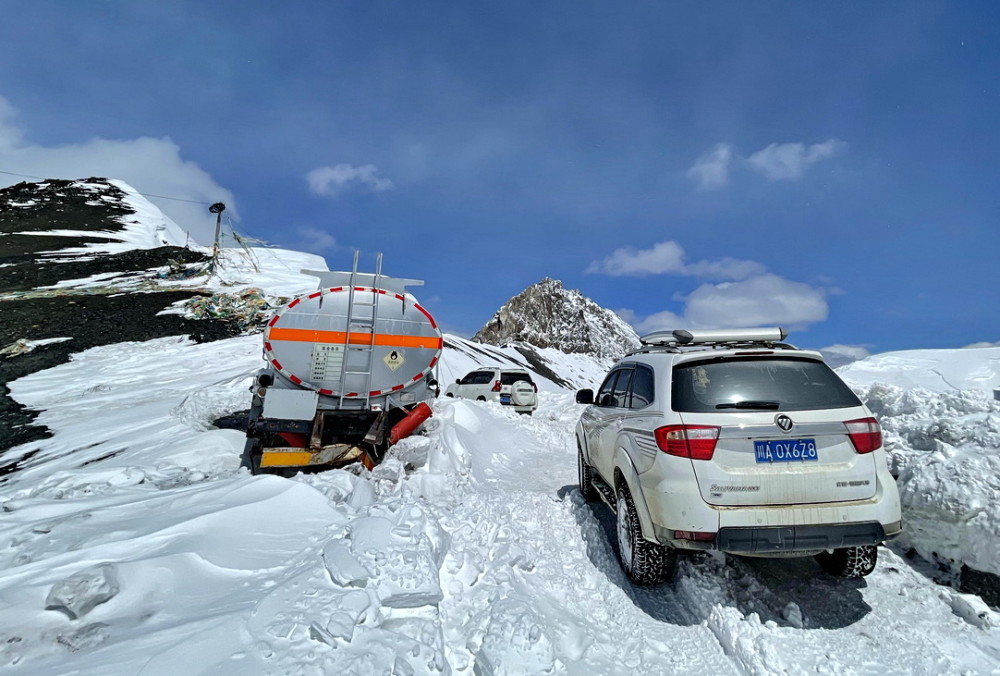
[422,397,740,675]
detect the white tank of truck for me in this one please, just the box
[242,253,442,474]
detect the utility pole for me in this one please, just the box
[208,202,226,274]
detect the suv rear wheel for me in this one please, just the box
[814,545,878,578]
[615,484,677,585]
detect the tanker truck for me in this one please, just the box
[241,253,442,475]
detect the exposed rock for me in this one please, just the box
[473,278,640,366]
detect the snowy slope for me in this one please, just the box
[440,334,607,392]
[9,179,189,255]
[839,346,1000,393]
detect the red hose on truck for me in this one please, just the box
[389,403,433,446]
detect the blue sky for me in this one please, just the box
[1,2,997,355]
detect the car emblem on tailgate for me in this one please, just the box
[775,414,794,432]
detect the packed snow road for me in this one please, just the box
[419,396,999,675]
[0,335,998,674]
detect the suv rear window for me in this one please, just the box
[671,357,862,412]
[461,371,495,385]
[500,372,534,385]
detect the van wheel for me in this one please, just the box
[578,447,597,502]
[814,546,878,578]
[615,484,677,585]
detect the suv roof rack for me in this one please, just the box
[627,327,797,356]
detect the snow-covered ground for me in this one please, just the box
[3,331,1000,674]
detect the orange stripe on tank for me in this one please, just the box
[267,327,443,350]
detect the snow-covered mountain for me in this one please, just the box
[472,277,640,367]
[1,178,999,674]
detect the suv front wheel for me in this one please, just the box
[615,484,677,585]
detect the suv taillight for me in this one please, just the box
[491,380,501,392]
[532,382,537,393]
[845,417,882,454]
[654,425,720,460]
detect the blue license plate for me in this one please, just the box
[500,395,511,404]
[754,438,818,463]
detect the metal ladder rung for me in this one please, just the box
[338,250,382,409]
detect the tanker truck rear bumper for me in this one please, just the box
[260,443,372,470]
[243,403,433,475]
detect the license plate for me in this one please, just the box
[754,438,818,463]
[500,395,511,404]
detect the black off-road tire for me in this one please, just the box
[578,446,598,502]
[615,484,677,585]
[814,545,878,578]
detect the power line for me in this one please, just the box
[0,168,215,206]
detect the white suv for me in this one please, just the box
[575,328,901,585]
[445,367,538,414]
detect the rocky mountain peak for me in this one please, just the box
[472,278,640,366]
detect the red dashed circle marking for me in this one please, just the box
[263,285,441,397]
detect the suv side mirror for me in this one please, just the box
[576,389,594,405]
[455,379,462,384]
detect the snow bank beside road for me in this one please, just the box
[840,348,1000,582]
[839,346,1000,393]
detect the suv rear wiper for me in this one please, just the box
[715,400,780,410]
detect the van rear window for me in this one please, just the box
[671,357,862,413]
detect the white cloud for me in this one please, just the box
[687,142,734,190]
[684,274,828,328]
[307,163,395,197]
[0,95,235,245]
[625,273,829,336]
[746,139,846,181]
[296,226,336,251]
[587,241,685,276]
[688,138,846,189]
[587,240,764,280]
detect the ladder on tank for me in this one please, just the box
[338,251,382,409]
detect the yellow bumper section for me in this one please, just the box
[260,450,315,467]
[260,445,373,470]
